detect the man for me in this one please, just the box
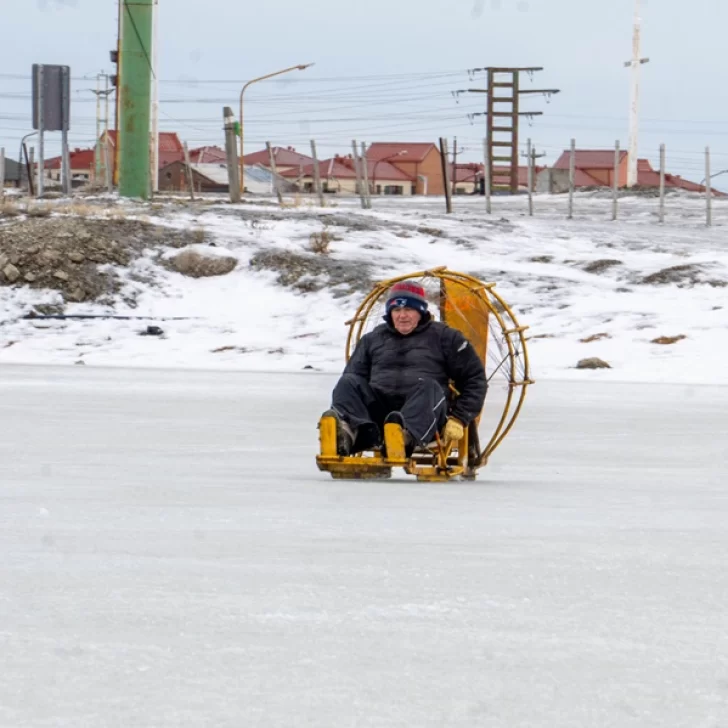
[322,280,487,456]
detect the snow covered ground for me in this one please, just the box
[1,192,727,384]
[1,365,726,727]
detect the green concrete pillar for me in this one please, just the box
[119,0,153,199]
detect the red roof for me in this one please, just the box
[104,130,184,166]
[106,130,183,153]
[189,146,226,164]
[280,155,414,182]
[242,146,313,167]
[366,143,439,164]
[553,149,628,170]
[452,163,482,183]
[45,148,95,170]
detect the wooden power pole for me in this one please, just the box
[458,67,559,195]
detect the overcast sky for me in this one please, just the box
[2,0,727,183]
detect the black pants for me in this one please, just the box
[331,374,449,450]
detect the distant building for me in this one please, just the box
[241,146,314,177]
[2,157,22,187]
[549,149,726,195]
[188,146,227,164]
[280,155,414,196]
[366,142,444,195]
[44,148,96,183]
[159,161,292,195]
[99,130,185,180]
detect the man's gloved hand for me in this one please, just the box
[442,417,465,443]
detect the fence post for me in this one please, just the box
[706,146,712,227]
[0,148,5,202]
[310,140,324,207]
[183,142,195,201]
[351,140,367,209]
[266,142,283,204]
[658,143,666,223]
[526,138,534,216]
[483,137,491,214]
[567,138,575,220]
[612,140,620,221]
[223,107,240,203]
[439,137,453,214]
[360,141,372,209]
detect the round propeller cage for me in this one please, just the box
[345,267,533,466]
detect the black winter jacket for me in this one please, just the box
[344,315,487,425]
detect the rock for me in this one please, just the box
[140,325,164,337]
[68,251,85,263]
[171,249,237,278]
[3,264,20,283]
[24,272,37,283]
[576,357,611,370]
[67,288,85,302]
[53,270,70,281]
[583,259,622,274]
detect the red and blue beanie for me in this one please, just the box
[385,280,429,316]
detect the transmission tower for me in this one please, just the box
[456,67,559,194]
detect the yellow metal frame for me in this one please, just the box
[316,267,533,482]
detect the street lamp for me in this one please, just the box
[371,151,407,195]
[238,63,314,195]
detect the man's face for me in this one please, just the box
[391,306,421,335]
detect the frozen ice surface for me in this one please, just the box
[0,365,727,727]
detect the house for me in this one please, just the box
[99,130,185,180]
[452,163,540,194]
[279,155,414,196]
[44,147,96,183]
[2,157,22,187]
[366,143,445,195]
[549,148,726,195]
[159,161,291,195]
[552,149,629,187]
[160,161,230,194]
[451,163,482,194]
[189,146,227,164]
[241,146,314,176]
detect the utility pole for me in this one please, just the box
[449,136,464,196]
[223,107,240,203]
[91,72,114,185]
[458,67,559,194]
[624,0,649,188]
[95,73,102,181]
[150,0,160,193]
[119,0,154,199]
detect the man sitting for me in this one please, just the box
[322,280,487,455]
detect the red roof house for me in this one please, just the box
[552,148,726,195]
[365,142,444,195]
[189,145,227,164]
[44,148,96,181]
[280,155,414,195]
[242,146,314,171]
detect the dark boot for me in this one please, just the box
[321,409,356,456]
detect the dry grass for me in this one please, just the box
[308,226,334,255]
[651,334,686,345]
[54,202,98,218]
[579,332,611,343]
[0,201,22,217]
[26,203,52,218]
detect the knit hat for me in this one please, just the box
[385,280,429,316]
